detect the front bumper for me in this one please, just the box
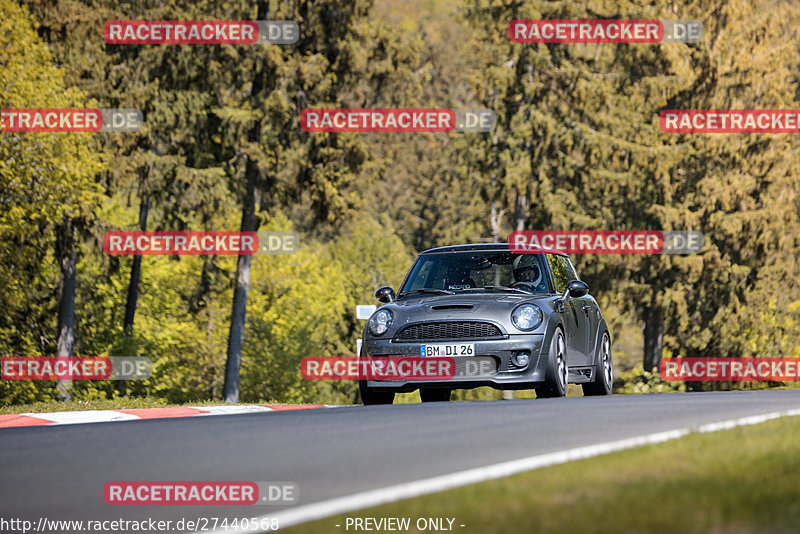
[361,334,547,391]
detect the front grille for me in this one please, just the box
[395,321,504,342]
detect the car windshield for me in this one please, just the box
[398,251,552,296]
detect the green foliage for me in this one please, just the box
[241,214,413,404]
[0,0,105,404]
[614,365,687,394]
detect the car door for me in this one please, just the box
[545,254,590,366]
[558,256,596,364]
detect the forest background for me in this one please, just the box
[2,0,799,405]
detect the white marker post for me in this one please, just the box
[356,305,376,320]
[356,304,378,357]
[355,305,376,356]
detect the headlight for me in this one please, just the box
[368,309,393,336]
[511,304,543,331]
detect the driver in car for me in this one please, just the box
[512,255,544,290]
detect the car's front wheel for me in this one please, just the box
[359,380,395,405]
[420,388,451,402]
[535,327,568,398]
[583,331,613,396]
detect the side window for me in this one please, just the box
[558,256,579,283]
[546,254,570,293]
[408,260,434,291]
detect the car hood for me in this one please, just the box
[370,292,555,336]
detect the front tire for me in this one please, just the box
[359,380,395,405]
[583,332,613,396]
[535,327,568,398]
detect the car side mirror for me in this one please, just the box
[567,280,589,298]
[375,286,395,303]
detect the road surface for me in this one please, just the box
[2,390,799,530]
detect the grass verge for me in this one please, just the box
[289,414,800,534]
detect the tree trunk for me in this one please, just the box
[223,158,260,403]
[490,200,501,242]
[123,195,149,333]
[118,194,149,394]
[642,292,664,372]
[55,218,77,401]
[223,6,268,402]
[514,189,527,231]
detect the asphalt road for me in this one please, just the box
[2,390,800,530]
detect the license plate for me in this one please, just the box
[420,343,475,357]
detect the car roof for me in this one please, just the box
[419,243,568,257]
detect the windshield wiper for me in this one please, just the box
[398,288,455,297]
[462,285,532,294]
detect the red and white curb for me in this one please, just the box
[0,404,340,428]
